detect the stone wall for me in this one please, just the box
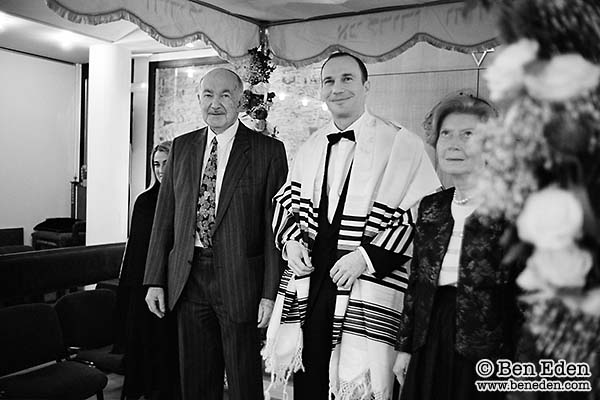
[154,63,329,164]
[152,42,495,170]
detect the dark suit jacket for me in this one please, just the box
[143,123,288,322]
[396,188,520,362]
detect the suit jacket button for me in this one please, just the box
[187,260,193,265]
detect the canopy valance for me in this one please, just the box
[46,0,498,65]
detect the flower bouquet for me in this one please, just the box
[473,0,600,392]
[238,47,278,136]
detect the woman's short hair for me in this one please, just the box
[151,140,172,161]
[425,90,497,147]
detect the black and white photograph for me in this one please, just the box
[1,0,599,399]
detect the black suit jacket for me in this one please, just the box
[143,123,288,322]
[396,188,521,362]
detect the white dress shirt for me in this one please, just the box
[327,114,375,272]
[327,113,365,223]
[283,112,375,273]
[194,120,239,247]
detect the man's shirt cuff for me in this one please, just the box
[357,246,375,274]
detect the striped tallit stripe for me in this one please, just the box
[331,290,351,348]
[360,274,408,292]
[341,299,403,347]
[274,189,417,267]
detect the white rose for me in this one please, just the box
[250,82,269,95]
[254,118,266,132]
[485,39,539,102]
[580,288,600,316]
[517,246,592,293]
[516,186,583,250]
[524,54,600,102]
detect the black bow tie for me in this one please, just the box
[327,130,355,144]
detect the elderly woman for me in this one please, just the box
[116,141,180,400]
[393,93,520,400]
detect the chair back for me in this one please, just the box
[54,289,116,349]
[0,303,66,376]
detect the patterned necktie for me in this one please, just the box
[196,137,218,247]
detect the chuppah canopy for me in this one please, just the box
[45,0,499,66]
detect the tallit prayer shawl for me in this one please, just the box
[262,112,440,400]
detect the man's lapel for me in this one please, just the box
[212,123,250,233]
[188,127,208,196]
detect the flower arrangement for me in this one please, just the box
[474,0,600,378]
[477,0,600,216]
[478,39,600,220]
[238,47,277,135]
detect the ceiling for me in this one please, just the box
[0,0,215,64]
[192,0,440,24]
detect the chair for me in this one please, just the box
[54,289,124,374]
[0,303,107,400]
[0,227,24,246]
[0,245,34,255]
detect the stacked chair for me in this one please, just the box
[54,289,124,374]
[0,303,107,399]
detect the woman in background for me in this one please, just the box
[116,141,179,400]
[393,93,520,400]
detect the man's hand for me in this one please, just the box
[257,298,275,328]
[145,287,166,318]
[393,352,412,387]
[285,240,313,276]
[329,250,367,288]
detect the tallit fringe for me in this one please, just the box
[261,334,304,400]
[331,370,390,400]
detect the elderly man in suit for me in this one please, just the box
[144,68,288,400]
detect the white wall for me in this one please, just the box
[86,44,131,245]
[367,42,496,136]
[130,56,150,209]
[0,49,78,245]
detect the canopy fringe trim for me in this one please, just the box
[46,0,252,63]
[272,34,499,67]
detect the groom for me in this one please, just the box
[268,52,440,399]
